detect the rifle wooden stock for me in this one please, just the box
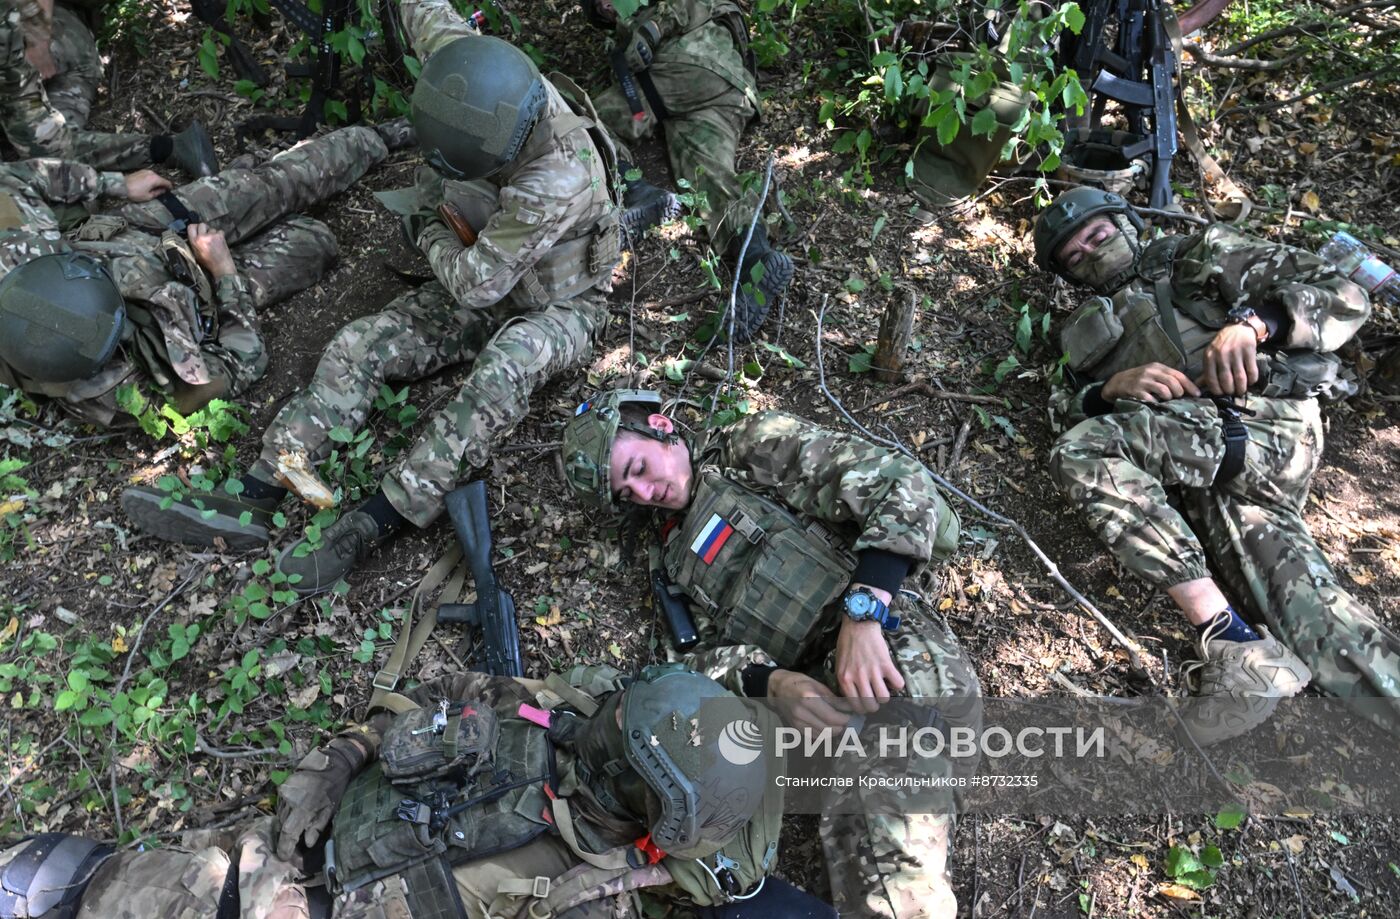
[437,202,479,247]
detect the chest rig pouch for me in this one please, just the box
[1061,289,1185,382]
[326,693,554,902]
[664,470,856,667]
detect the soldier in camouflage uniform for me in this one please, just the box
[561,391,980,919]
[1,0,220,175]
[1035,186,1400,741]
[579,0,794,341]
[121,0,687,597]
[0,124,393,425]
[0,666,824,919]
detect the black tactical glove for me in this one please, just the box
[274,729,375,862]
[621,19,661,72]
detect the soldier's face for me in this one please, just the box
[610,415,693,511]
[1055,216,1118,271]
[593,0,619,24]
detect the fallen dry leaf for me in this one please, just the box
[1157,883,1201,901]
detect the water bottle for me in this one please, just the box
[1319,231,1400,307]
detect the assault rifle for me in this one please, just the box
[1060,0,1182,209]
[649,543,698,651]
[439,481,524,677]
[189,0,359,138]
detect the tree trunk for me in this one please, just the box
[873,289,917,382]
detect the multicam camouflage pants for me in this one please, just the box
[818,601,982,919]
[593,71,759,254]
[258,284,609,528]
[68,818,308,918]
[0,3,152,167]
[1050,395,1400,732]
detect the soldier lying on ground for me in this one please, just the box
[0,665,834,918]
[1034,186,1400,741]
[579,0,794,341]
[0,122,405,425]
[560,390,981,919]
[122,0,679,592]
[1,0,219,175]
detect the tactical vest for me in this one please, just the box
[502,74,622,312]
[663,470,856,668]
[326,682,554,911]
[1061,235,1353,401]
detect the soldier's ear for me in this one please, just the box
[646,413,674,436]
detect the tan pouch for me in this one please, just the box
[1061,297,1124,372]
[76,213,128,241]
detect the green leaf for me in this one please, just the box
[970,106,998,138]
[1065,2,1086,34]
[54,690,81,711]
[1200,845,1224,869]
[1214,804,1246,829]
[1165,845,1203,878]
[1329,830,1350,845]
[936,110,959,147]
[993,354,1021,382]
[198,33,220,80]
[883,65,904,103]
[848,350,873,374]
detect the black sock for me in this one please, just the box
[359,491,407,538]
[239,473,287,502]
[150,134,174,163]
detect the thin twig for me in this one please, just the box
[195,734,285,760]
[814,296,1154,682]
[1261,811,1308,919]
[1225,68,1386,116]
[856,380,1008,411]
[1183,42,1303,71]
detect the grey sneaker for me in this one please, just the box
[122,483,278,550]
[277,509,384,596]
[1177,615,1312,745]
[168,121,220,177]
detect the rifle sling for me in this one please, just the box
[635,69,671,121]
[1160,9,1251,222]
[368,545,467,714]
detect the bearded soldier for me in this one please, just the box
[0,123,400,425]
[1,0,219,175]
[558,390,980,919]
[121,0,678,594]
[1034,186,1400,741]
[0,665,828,918]
[579,0,794,341]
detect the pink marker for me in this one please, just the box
[518,703,552,728]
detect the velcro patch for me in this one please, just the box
[515,205,544,226]
[690,513,734,565]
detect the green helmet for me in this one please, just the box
[561,389,669,512]
[1032,185,1144,274]
[618,664,770,859]
[412,36,549,181]
[0,252,125,382]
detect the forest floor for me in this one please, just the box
[2,1,1398,916]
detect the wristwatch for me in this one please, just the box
[842,587,900,631]
[1227,306,1270,344]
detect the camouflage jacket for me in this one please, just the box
[397,0,619,312]
[1050,224,1371,429]
[613,0,756,106]
[0,159,263,426]
[678,411,960,690]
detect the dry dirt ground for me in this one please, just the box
[2,1,1398,916]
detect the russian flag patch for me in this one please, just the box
[690,513,734,565]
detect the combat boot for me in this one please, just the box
[373,116,417,151]
[1177,616,1312,746]
[277,509,385,596]
[619,167,682,243]
[167,121,220,178]
[730,224,794,343]
[122,483,278,550]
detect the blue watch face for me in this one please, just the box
[846,591,875,617]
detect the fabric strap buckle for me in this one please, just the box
[1212,398,1253,487]
[157,191,202,237]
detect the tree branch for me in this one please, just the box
[1183,41,1303,71]
[1225,68,1386,116]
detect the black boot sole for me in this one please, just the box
[121,488,271,551]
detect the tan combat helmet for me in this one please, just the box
[561,389,669,512]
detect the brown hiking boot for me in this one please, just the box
[1177,616,1312,746]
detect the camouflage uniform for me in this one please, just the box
[10,669,757,919]
[1048,224,1400,731]
[665,411,978,919]
[0,125,388,423]
[254,0,618,528]
[0,0,154,168]
[591,0,761,252]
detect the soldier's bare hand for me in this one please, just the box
[1101,363,1201,403]
[24,39,58,80]
[835,619,905,711]
[188,223,237,278]
[768,669,853,733]
[123,169,173,203]
[1199,324,1259,398]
